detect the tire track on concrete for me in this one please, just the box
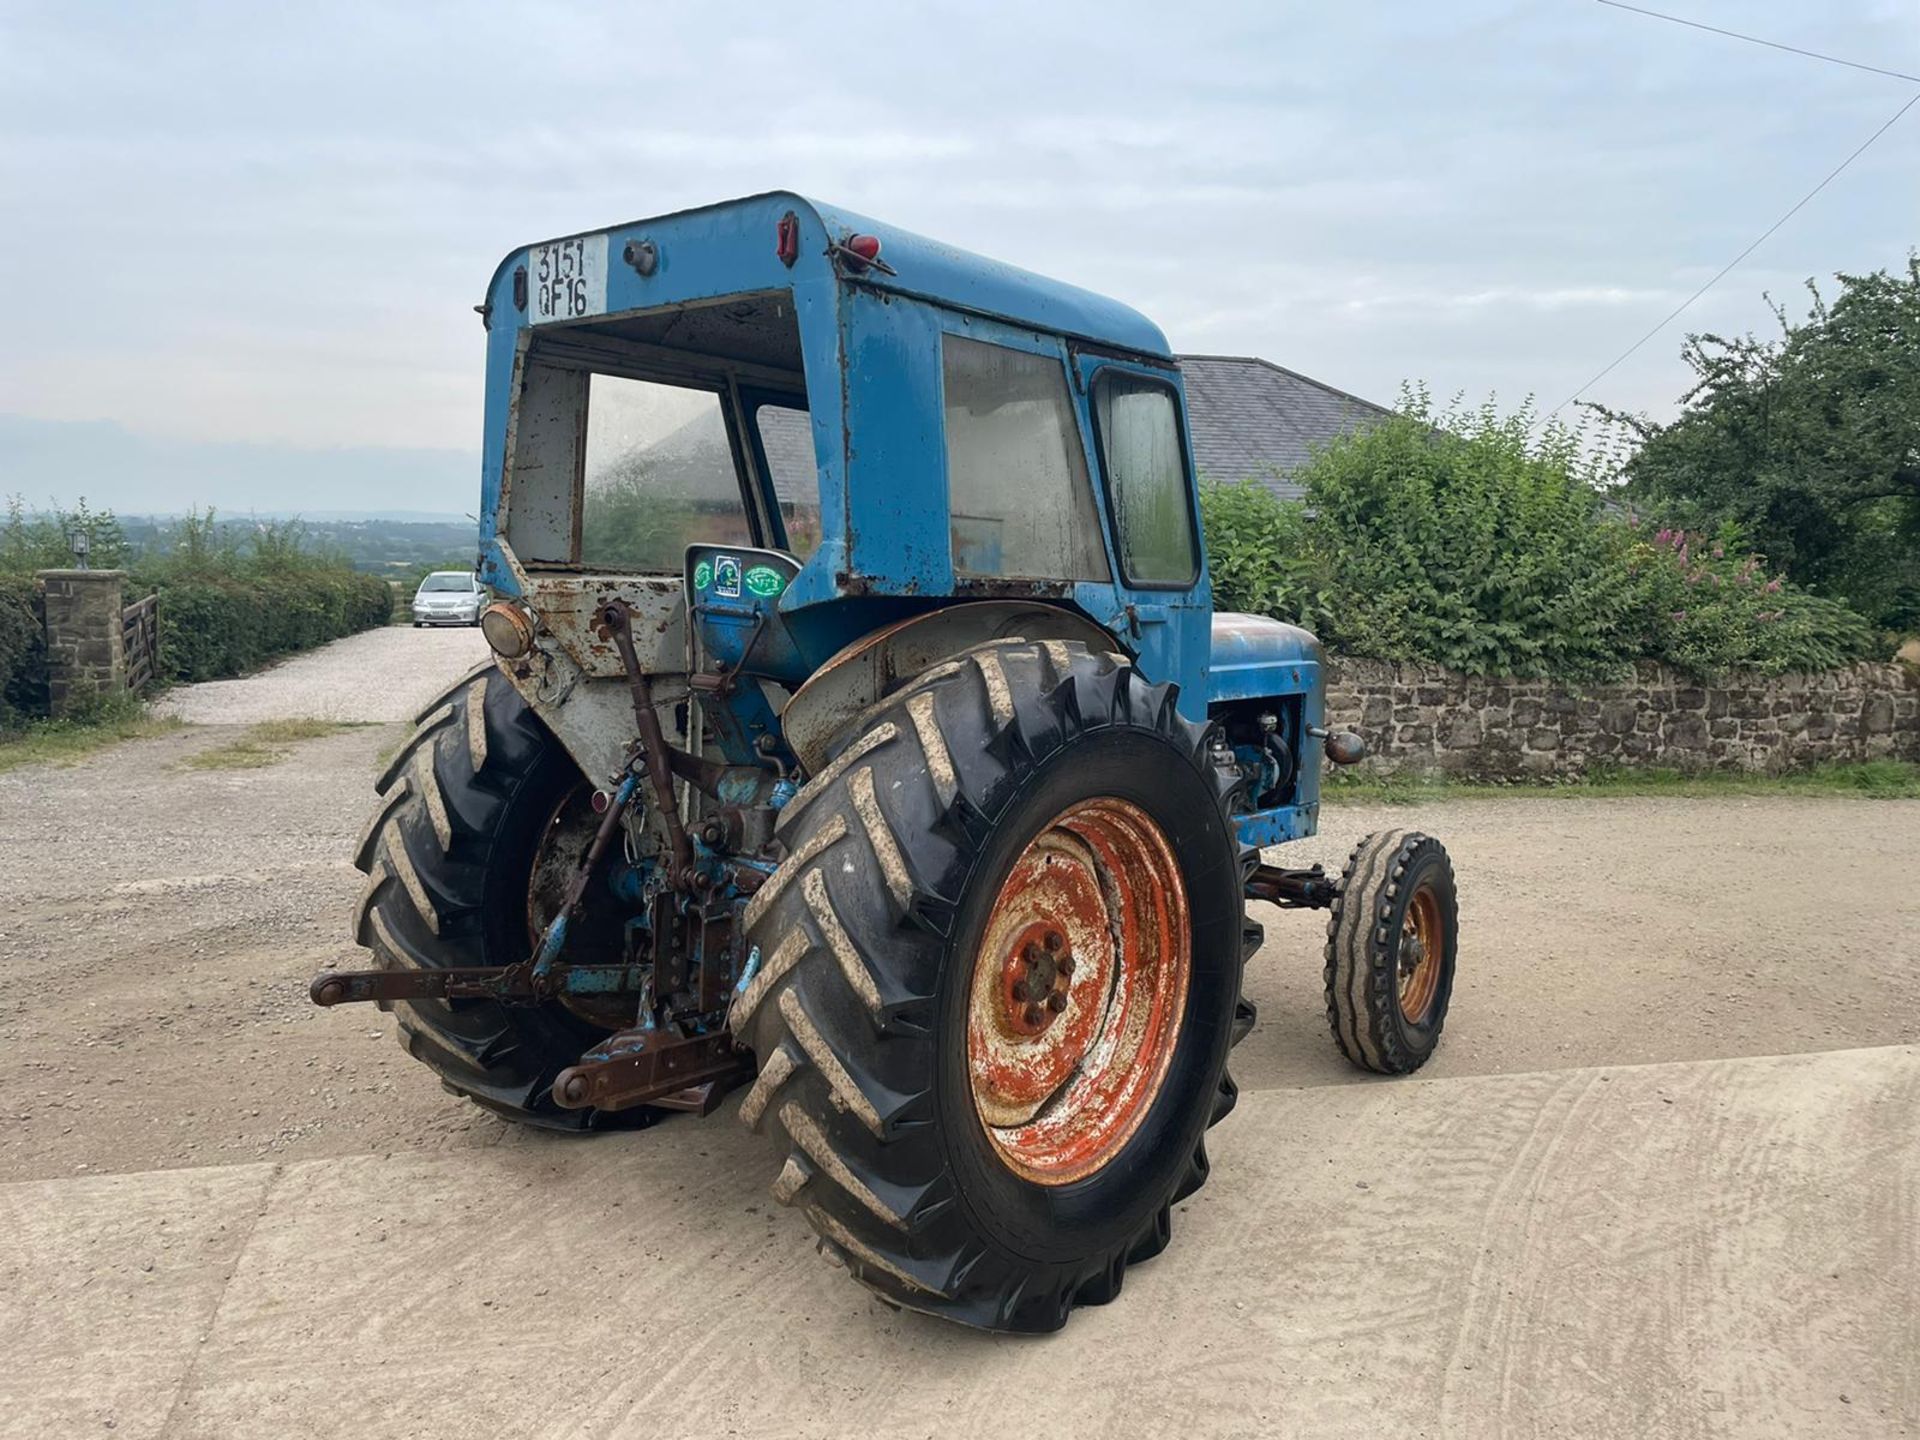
[153,1163,283,1440]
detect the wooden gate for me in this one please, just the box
[123,592,159,692]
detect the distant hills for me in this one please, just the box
[0,412,476,518]
[112,513,479,575]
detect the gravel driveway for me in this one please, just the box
[6,635,1919,1436]
[152,625,489,724]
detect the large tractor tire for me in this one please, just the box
[350,664,635,1131]
[730,639,1254,1332]
[1324,830,1458,1075]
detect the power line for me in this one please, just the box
[1549,89,1920,417]
[1595,1,1920,86]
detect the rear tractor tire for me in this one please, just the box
[349,664,641,1131]
[1324,830,1458,1075]
[731,639,1256,1332]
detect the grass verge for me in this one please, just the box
[180,718,357,770]
[0,697,184,774]
[1325,759,1920,804]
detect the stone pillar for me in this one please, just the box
[39,569,126,717]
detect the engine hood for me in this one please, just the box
[1206,612,1323,704]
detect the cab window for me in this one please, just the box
[752,402,822,561]
[942,335,1110,582]
[1091,372,1198,587]
[579,376,755,571]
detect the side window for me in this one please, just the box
[1092,373,1198,586]
[942,334,1111,582]
[753,402,823,561]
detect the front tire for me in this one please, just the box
[1324,830,1458,1075]
[349,664,639,1130]
[730,640,1252,1331]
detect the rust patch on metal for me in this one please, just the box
[1397,880,1445,1024]
[965,796,1190,1185]
[551,1028,751,1112]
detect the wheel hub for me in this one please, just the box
[1397,883,1444,1025]
[527,782,634,1030]
[1000,927,1075,1035]
[966,796,1190,1186]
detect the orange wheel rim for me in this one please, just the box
[966,797,1189,1186]
[1398,883,1444,1025]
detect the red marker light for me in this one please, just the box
[831,232,894,277]
[775,211,800,267]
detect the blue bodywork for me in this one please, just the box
[474,192,1321,850]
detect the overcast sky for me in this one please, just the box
[2,0,1916,515]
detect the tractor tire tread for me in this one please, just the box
[346,666,634,1132]
[1323,829,1456,1075]
[734,638,1253,1331]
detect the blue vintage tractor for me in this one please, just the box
[312,194,1458,1332]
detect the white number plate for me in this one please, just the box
[529,234,608,324]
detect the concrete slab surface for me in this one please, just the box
[5,1045,1914,1440]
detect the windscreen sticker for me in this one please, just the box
[692,560,713,591]
[744,565,785,598]
[713,554,742,599]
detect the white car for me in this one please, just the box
[411,571,486,627]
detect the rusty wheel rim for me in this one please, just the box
[966,796,1190,1186]
[527,782,628,1029]
[1397,883,1445,1025]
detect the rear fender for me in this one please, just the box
[777,602,1119,773]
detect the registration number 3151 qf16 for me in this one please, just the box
[529,235,608,324]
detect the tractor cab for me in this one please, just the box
[473,193,1322,838]
[317,194,1455,1335]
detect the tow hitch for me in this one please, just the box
[309,597,769,1116]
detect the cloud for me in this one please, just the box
[0,0,1915,509]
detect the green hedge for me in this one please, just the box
[150,568,394,683]
[1200,392,1880,681]
[0,574,47,724]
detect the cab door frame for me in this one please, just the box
[1070,348,1214,723]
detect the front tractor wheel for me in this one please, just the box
[731,640,1252,1332]
[1324,830,1459,1075]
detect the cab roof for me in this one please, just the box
[492,191,1173,361]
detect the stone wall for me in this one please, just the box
[39,569,126,717]
[1323,657,1920,778]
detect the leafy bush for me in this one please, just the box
[135,511,395,681]
[1198,479,1332,630]
[1614,262,1920,631]
[1627,525,1877,675]
[2,495,127,574]
[148,569,394,681]
[1293,394,1643,677]
[0,573,47,725]
[1199,390,1878,679]
[4,500,398,700]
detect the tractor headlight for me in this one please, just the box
[480,602,535,659]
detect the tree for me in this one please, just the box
[1612,259,1920,631]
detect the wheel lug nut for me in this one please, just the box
[1046,993,1066,1014]
[1044,930,1064,953]
[1023,1003,1045,1026]
[1057,955,1075,977]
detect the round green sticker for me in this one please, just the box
[692,560,713,590]
[744,565,785,597]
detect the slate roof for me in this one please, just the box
[1176,355,1393,501]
